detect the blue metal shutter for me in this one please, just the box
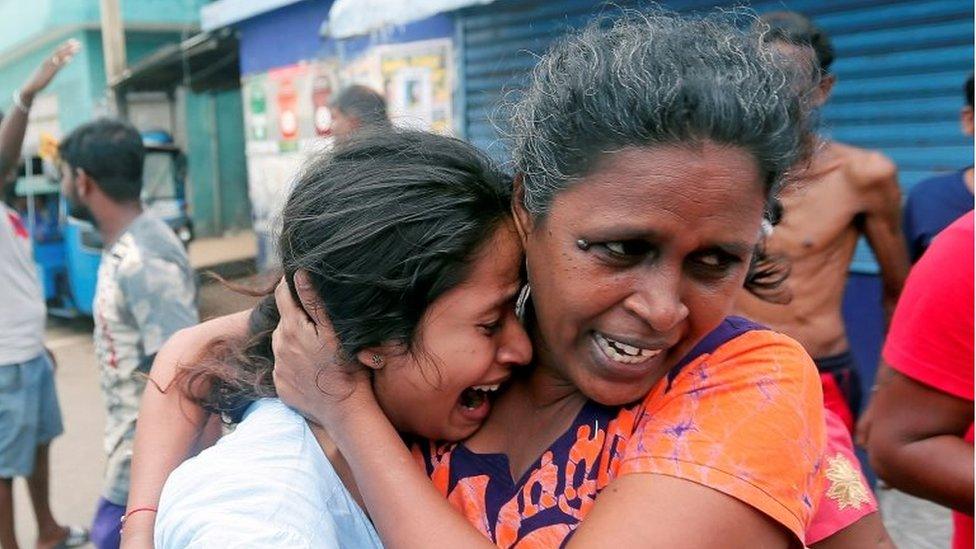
[457,0,974,272]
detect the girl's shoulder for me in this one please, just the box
[158,398,381,547]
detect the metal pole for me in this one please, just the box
[209,93,222,235]
[99,0,128,117]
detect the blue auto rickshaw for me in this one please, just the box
[12,131,193,317]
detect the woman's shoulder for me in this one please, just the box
[663,317,819,397]
[617,318,826,541]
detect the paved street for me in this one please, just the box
[13,272,266,547]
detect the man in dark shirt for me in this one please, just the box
[902,74,974,263]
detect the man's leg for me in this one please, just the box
[0,361,30,549]
[0,478,19,549]
[26,352,85,549]
[25,445,67,548]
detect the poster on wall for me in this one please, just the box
[375,38,453,134]
[311,59,342,138]
[266,64,314,153]
[340,48,383,97]
[243,73,276,155]
[244,152,303,269]
[240,37,454,270]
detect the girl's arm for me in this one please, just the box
[120,311,250,549]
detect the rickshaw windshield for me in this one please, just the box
[142,150,178,202]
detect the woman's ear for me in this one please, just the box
[511,173,534,246]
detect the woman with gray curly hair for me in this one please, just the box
[270,8,856,548]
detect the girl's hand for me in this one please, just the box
[271,271,373,428]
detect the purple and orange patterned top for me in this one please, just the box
[413,317,828,547]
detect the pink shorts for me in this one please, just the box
[805,408,878,544]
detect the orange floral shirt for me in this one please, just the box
[414,317,827,547]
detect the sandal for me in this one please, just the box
[52,525,89,549]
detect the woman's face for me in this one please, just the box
[518,143,766,406]
[372,224,532,441]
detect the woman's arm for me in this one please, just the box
[569,474,791,548]
[272,276,821,549]
[271,277,494,549]
[810,513,893,549]
[120,311,250,548]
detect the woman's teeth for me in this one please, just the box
[471,384,501,392]
[594,332,662,364]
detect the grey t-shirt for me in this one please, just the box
[93,212,198,505]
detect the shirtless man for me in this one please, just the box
[736,11,910,432]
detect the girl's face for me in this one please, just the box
[517,143,766,406]
[371,224,532,441]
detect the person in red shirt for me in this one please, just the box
[862,211,974,549]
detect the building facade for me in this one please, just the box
[0,0,251,237]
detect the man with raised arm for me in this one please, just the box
[0,40,88,549]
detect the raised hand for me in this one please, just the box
[20,39,81,102]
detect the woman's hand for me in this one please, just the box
[271,271,373,428]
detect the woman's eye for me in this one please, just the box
[690,251,740,275]
[698,254,723,267]
[597,240,651,258]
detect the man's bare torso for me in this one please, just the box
[735,142,893,358]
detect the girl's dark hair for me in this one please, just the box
[180,130,512,413]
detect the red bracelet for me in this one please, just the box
[119,507,157,527]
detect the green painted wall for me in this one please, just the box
[0,0,205,131]
[184,89,250,236]
[184,91,217,235]
[0,0,206,52]
[81,30,187,113]
[0,26,191,138]
[0,1,250,238]
[0,30,95,132]
[215,90,251,231]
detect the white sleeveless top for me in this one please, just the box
[155,399,383,548]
